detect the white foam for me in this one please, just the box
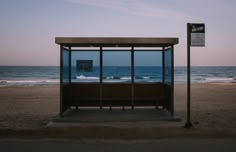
[205,77,234,82]
[120,77,131,80]
[143,76,150,79]
[103,80,129,82]
[0,79,59,84]
[76,75,99,80]
[106,76,114,80]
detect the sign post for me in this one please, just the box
[185,23,205,128]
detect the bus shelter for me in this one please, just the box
[55,37,178,117]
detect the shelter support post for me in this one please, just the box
[171,45,174,116]
[59,45,65,117]
[68,47,71,84]
[162,47,165,84]
[100,47,103,110]
[161,47,165,111]
[68,47,74,109]
[131,47,134,110]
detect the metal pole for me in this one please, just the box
[68,46,73,109]
[68,47,71,84]
[160,47,165,111]
[162,47,165,84]
[185,23,193,128]
[171,45,174,116]
[131,47,134,110]
[59,45,63,117]
[100,47,103,110]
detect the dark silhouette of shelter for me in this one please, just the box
[55,37,178,117]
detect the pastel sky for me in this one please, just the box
[0,0,236,66]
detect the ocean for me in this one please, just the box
[0,66,236,87]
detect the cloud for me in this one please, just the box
[64,0,192,22]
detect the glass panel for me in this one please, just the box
[71,51,99,82]
[62,48,69,84]
[165,48,172,84]
[134,51,162,82]
[103,51,131,83]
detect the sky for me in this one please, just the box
[0,0,236,66]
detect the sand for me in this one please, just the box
[174,83,236,130]
[0,85,59,130]
[0,83,236,138]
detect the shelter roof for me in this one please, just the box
[55,37,179,47]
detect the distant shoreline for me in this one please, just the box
[1,82,236,88]
[1,65,236,67]
[1,66,236,86]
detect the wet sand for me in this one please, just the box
[0,83,236,138]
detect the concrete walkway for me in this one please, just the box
[47,108,182,128]
[52,108,181,122]
[1,139,236,152]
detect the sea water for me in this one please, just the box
[0,66,236,86]
[0,66,59,86]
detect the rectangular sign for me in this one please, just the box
[76,60,93,72]
[190,23,205,47]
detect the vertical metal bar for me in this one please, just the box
[131,47,134,110]
[185,23,193,128]
[68,46,74,109]
[162,47,165,84]
[59,44,63,117]
[171,45,174,116]
[100,47,103,110]
[68,47,71,84]
[160,47,165,110]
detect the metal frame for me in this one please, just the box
[171,45,174,116]
[55,37,178,47]
[185,23,193,127]
[131,47,134,110]
[57,37,178,117]
[59,45,63,117]
[99,47,103,110]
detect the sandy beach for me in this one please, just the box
[0,85,59,130]
[0,83,236,138]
